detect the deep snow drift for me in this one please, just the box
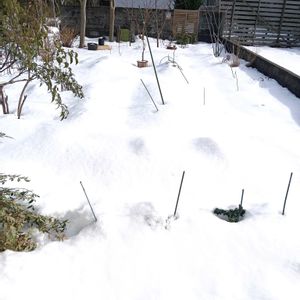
[1,39,300,300]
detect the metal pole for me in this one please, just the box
[240,189,244,206]
[80,181,97,222]
[282,172,293,215]
[146,35,165,105]
[174,171,185,217]
[140,79,159,112]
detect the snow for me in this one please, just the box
[1,38,300,300]
[246,46,300,76]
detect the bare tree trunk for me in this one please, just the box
[109,0,116,42]
[79,0,87,48]
[0,85,9,114]
[17,73,33,119]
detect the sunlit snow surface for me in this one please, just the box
[246,46,300,76]
[1,39,300,300]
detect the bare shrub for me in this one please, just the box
[60,26,78,48]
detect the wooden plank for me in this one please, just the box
[220,0,300,47]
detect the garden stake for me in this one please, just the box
[240,189,244,206]
[140,79,159,112]
[238,188,245,222]
[177,65,189,84]
[80,181,97,222]
[146,35,165,105]
[282,172,293,215]
[174,171,186,217]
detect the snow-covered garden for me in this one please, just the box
[1,38,300,299]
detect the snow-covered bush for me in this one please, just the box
[0,174,67,252]
[213,205,246,222]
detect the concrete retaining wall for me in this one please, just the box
[224,38,300,99]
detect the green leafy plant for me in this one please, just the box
[0,0,84,120]
[213,205,246,222]
[176,33,197,46]
[0,174,67,252]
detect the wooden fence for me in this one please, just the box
[220,0,300,47]
[172,9,200,38]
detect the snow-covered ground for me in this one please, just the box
[246,46,300,76]
[1,39,300,300]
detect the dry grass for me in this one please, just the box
[60,26,78,48]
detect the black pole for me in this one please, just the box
[146,35,165,105]
[80,181,97,222]
[174,171,185,217]
[282,172,293,215]
[240,189,244,206]
[140,79,159,112]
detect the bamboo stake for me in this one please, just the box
[80,181,97,222]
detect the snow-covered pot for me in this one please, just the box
[167,45,177,50]
[137,60,148,68]
[87,43,98,50]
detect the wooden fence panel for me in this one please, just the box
[173,9,200,38]
[220,0,300,47]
